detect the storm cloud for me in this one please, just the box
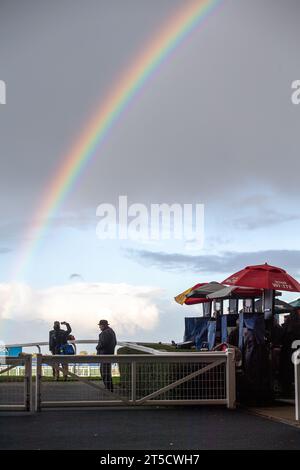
[1,0,300,224]
[128,248,300,276]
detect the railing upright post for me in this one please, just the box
[226,348,236,409]
[35,353,42,412]
[24,354,32,412]
[294,351,300,421]
[131,360,137,404]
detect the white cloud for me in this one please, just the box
[0,282,162,339]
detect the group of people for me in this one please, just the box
[49,319,117,391]
[228,308,300,400]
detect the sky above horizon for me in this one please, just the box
[1,0,300,346]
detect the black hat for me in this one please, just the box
[98,319,109,326]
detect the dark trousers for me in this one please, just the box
[52,352,68,379]
[100,362,113,392]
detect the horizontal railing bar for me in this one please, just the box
[41,354,228,365]
[40,399,228,407]
[3,340,152,349]
[2,340,97,348]
[2,341,169,357]
[119,342,163,355]
[3,341,229,356]
[42,401,126,407]
[139,400,228,405]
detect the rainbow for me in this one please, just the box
[13,0,222,279]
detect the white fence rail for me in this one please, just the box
[2,342,300,419]
[0,344,236,412]
[34,350,236,411]
[2,341,162,355]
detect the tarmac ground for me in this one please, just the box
[1,406,300,450]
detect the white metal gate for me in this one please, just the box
[35,350,236,411]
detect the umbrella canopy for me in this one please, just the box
[186,281,225,298]
[207,285,264,300]
[183,281,225,306]
[222,263,300,292]
[175,282,223,306]
[174,283,205,305]
[175,281,224,305]
[207,285,282,300]
[290,298,300,309]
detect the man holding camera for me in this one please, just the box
[49,321,72,380]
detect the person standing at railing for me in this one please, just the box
[96,319,117,392]
[49,321,72,381]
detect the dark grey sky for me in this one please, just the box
[1,0,300,224]
[0,0,299,264]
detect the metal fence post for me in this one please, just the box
[131,361,137,404]
[24,354,32,411]
[226,348,236,409]
[294,351,300,421]
[35,354,42,412]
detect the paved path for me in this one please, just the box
[0,380,125,406]
[1,407,300,450]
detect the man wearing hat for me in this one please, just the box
[96,319,117,392]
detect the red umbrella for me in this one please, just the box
[222,263,300,292]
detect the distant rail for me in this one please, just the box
[2,340,163,355]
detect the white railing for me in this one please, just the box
[34,350,236,411]
[2,340,162,355]
[0,344,236,412]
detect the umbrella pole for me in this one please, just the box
[263,289,275,321]
[263,288,276,399]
